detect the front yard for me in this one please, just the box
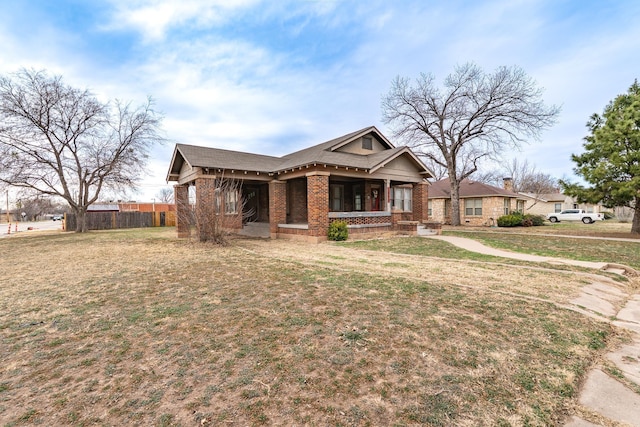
[0,228,632,426]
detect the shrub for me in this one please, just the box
[328,220,348,241]
[497,214,522,227]
[497,212,545,227]
[523,214,545,226]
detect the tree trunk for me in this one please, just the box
[632,198,640,235]
[449,179,461,226]
[75,208,88,233]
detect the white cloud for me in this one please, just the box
[102,0,261,41]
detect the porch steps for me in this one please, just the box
[417,223,442,236]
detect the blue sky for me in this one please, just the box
[1,0,639,201]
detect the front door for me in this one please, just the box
[371,184,381,211]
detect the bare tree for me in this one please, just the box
[15,192,55,221]
[382,63,560,225]
[0,69,163,232]
[177,176,251,244]
[155,187,174,203]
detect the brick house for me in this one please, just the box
[518,192,603,216]
[428,178,527,226]
[166,126,434,242]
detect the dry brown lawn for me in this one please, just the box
[0,228,629,426]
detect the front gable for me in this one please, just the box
[333,134,391,155]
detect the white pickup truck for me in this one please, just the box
[546,209,603,224]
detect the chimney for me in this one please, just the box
[503,177,513,192]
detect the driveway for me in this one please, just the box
[0,220,63,238]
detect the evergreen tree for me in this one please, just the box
[561,80,640,234]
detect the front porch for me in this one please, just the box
[267,171,430,242]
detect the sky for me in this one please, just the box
[1,0,639,202]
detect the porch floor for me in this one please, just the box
[238,222,270,238]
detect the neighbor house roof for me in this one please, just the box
[429,178,526,199]
[519,192,566,202]
[167,126,434,180]
[87,204,120,212]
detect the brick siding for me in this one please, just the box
[269,180,287,235]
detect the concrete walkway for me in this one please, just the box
[425,234,640,426]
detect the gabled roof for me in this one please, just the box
[167,144,282,178]
[429,178,525,199]
[167,126,434,181]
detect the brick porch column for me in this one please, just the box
[306,172,330,239]
[195,178,216,241]
[412,181,429,222]
[269,179,286,238]
[174,184,191,238]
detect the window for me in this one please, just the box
[225,190,238,214]
[464,198,482,216]
[353,185,363,211]
[503,199,510,215]
[330,184,344,211]
[392,187,412,212]
[554,203,562,213]
[428,200,432,217]
[516,200,524,213]
[362,136,373,150]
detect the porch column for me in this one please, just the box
[174,184,191,238]
[412,181,429,222]
[269,179,286,238]
[195,177,216,241]
[306,172,330,239]
[384,179,391,212]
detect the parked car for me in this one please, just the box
[546,209,603,224]
[52,215,63,221]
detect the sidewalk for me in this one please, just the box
[425,234,640,426]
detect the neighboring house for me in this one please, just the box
[428,178,527,226]
[166,126,434,242]
[518,192,603,216]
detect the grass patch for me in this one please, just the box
[444,230,640,269]
[0,228,621,425]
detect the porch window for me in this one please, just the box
[330,184,344,211]
[465,198,482,216]
[428,200,432,217]
[504,198,510,215]
[516,200,524,213]
[392,187,412,212]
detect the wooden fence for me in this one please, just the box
[64,211,175,231]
